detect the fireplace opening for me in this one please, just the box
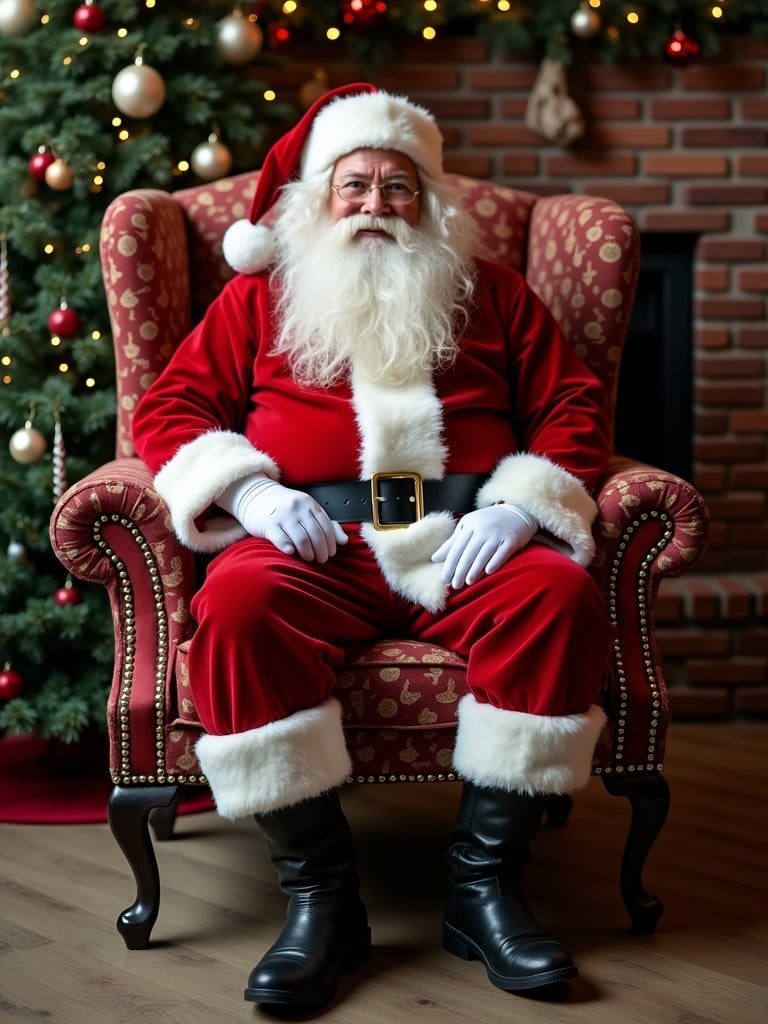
[614,232,698,481]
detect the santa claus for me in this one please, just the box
[132,83,615,1010]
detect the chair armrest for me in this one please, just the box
[50,457,198,780]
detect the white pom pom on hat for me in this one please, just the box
[222,81,444,275]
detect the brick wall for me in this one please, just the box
[269,34,768,718]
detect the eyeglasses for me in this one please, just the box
[330,181,421,206]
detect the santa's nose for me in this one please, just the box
[360,187,391,215]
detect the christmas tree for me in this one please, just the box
[0,0,293,742]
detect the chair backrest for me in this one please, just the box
[100,172,639,459]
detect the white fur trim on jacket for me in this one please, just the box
[196,698,351,820]
[452,694,607,795]
[153,430,279,553]
[477,452,598,567]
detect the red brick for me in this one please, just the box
[754,212,768,232]
[669,689,731,718]
[643,211,731,233]
[696,381,765,407]
[682,127,767,147]
[703,493,766,521]
[695,297,765,319]
[730,411,768,432]
[397,37,490,62]
[645,153,729,177]
[688,657,768,686]
[583,182,671,205]
[685,185,768,205]
[469,68,538,90]
[695,266,730,291]
[378,66,461,90]
[656,628,731,656]
[444,153,493,178]
[580,97,642,120]
[677,579,720,619]
[750,576,768,617]
[696,438,765,462]
[737,688,768,715]
[545,153,637,177]
[469,125,540,146]
[697,238,766,261]
[741,96,768,118]
[590,125,671,148]
[650,97,731,119]
[696,353,765,377]
[737,628,768,656]
[500,153,540,176]
[694,326,731,349]
[428,97,491,119]
[737,267,768,292]
[577,66,671,91]
[731,463,768,488]
[680,65,766,91]
[714,578,756,620]
[737,325,768,349]
[738,154,768,176]
[694,410,729,434]
[499,98,529,120]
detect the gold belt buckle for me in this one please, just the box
[371,472,424,530]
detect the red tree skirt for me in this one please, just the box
[0,733,213,824]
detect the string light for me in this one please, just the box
[327,26,341,39]
[423,26,436,38]
[264,90,276,102]
[626,10,640,24]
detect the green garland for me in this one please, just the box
[260,0,768,64]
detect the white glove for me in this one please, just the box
[431,503,538,589]
[217,475,348,563]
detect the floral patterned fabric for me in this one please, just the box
[51,172,710,789]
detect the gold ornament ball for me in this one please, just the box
[191,138,233,181]
[570,4,601,39]
[215,11,263,65]
[112,63,166,118]
[0,0,38,37]
[9,425,47,464]
[45,157,75,191]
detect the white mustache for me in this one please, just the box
[334,213,411,245]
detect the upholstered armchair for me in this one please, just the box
[50,171,709,951]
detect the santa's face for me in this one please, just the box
[328,149,421,233]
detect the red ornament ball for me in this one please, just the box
[47,305,82,338]
[54,583,83,606]
[29,149,55,181]
[664,29,700,68]
[340,0,388,28]
[73,2,107,33]
[0,666,23,701]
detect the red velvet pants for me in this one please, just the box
[188,530,615,737]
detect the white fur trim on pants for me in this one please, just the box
[452,694,607,795]
[196,698,351,820]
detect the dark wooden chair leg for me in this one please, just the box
[543,793,574,828]
[107,784,180,949]
[149,790,180,841]
[602,772,670,934]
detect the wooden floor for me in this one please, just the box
[2,722,767,1024]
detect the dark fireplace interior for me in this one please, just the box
[614,233,698,481]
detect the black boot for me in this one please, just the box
[245,790,371,1009]
[442,782,578,992]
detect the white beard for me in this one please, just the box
[271,185,477,388]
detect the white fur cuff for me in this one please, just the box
[196,698,352,820]
[477,452,598,567]
[154,430,279,552]
[453,694,607,795]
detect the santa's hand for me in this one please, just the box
[431,504,538,589]
[218,475,348,562]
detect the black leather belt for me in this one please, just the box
[305,472,486,530]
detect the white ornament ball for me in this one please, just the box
[0,0,38,37]
[112,62,166,119]
[191,137,233,181]
[9,425,47,464]
[7,540,27,565]
[570,4,601,39]
[215,11,263,65]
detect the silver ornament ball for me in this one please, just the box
[215,11,263,65]
[570,4,601,39]
[0,0,38,37]
[112,63,166,119]
[9,425,47,464]
[191,138,233,181]
[7,540,27,565]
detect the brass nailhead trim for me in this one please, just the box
[605,509,673,774]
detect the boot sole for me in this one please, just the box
[442,923,578,992]
[243,928,372,1008]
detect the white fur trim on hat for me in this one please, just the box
[221,219,274,276]
[453,694,607,795]
[196,698,351,820]
[301,90,443,181]
[153,429,279,553]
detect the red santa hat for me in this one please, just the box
[222,82,444,275]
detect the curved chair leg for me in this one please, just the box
[149,790,180,841]
[107,784,180,949]
[602,772,670,934]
